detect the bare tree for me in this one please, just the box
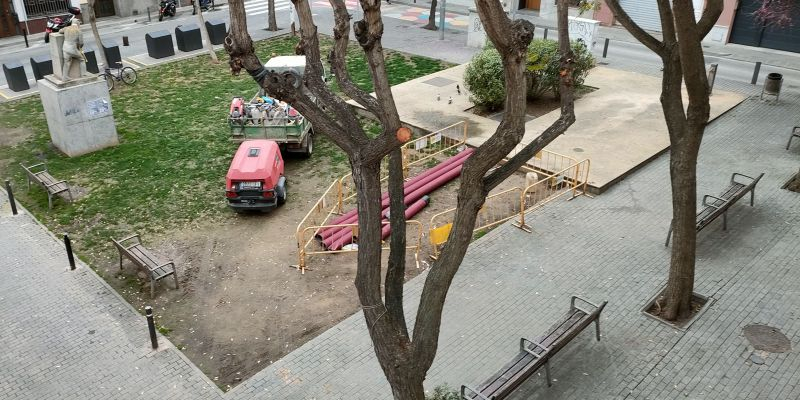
[754,0,799,27]
[194,1,220,63]
[423,0,438,30]
[225,0,577,397]
[268,0,279,30]
[85,0,108,68]
[604,0,723,321]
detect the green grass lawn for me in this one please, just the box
[0,34,451,268]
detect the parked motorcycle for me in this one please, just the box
[191,0,212,14]
[44,6,81,44]
[158,0,177,21]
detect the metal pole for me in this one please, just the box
[22,28,29,48]
[5,180,17,215]
[147,6,151,22]
[707,63,718,96]
[602,38,609,58]
[438,0,446,40]
[751,61,762,85]
[543,27,548,40]
[64,234,76,270]
[145,306,159,349]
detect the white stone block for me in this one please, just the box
[39,76,119,157]
[467,9,488,48]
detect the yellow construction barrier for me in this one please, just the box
[429,187,524,258]
[402,121,468,176]
[514,159,591,232]
[296,220,424,273]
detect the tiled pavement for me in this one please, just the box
[0,202,224,399]
[2,46,800,400]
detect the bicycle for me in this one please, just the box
[101,65,137,91]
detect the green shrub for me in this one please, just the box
[463,47,505,111]
[426,384,460,400]
[526,39,595,99]
[464,40,595,109]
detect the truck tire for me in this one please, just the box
[276,177,287,206]
[302,133,313,158]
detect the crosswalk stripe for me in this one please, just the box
[248,6,291,15]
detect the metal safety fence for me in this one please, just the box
[428,157,590,258]
[429,187,524,258]
[402,121,468,176]
[295,220,424,273]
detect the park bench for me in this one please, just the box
[461,296,607,400]
[20,162,72,209]
[665,172,764,246]
[112,234,179,298]
[787,126,800,150]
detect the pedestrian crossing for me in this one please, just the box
[244,0,293,16]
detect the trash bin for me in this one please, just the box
[761,72,783,101]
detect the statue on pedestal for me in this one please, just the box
[61,20,87,80]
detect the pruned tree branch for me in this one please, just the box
[328,0,382,115]
[605,0,665,55]
[655,0,677,45]
[696,0,724,39]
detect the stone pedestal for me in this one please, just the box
[39,75,119,157]
[467,8,487,48]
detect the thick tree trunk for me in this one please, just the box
[86,0,108,69]
[195,1,220,63]
[423,0,438,30]
[268,0,278,31]
[664,139,699,320]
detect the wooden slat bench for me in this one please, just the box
[112,234,179,298]
[461,296,608,400]
[665,172,764,246]
[20,162,73,209]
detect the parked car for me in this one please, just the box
[225,140,286,212]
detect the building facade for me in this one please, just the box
[593,0,800,53]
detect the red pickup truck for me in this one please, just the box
[225,140,286,212]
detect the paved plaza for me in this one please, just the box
[1,7,799,399]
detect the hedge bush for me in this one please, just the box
[463,39,595,110]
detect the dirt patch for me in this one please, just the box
[96,148,529,390]
[644,292,709,329]
[783,169,800,193]
[0,127,33,147]
[469,86,596,120]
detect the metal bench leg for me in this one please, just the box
[723,212,727,230]
[544,359,552,387]
[750,190,755,207]
[150,280,156,299]
[48,193,53,210]
[664,220,673,247]
[119,253,123,270]
[595,318,601,341]
[787,134,795,150]
[173,273,179,289]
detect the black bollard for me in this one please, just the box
[543,28,548,40]
[5,180,17,215]
[751,61,761,85]
[64,234,76,270]
[147,6,151,23]
[23,28,29,48]
[145,306,159,349]
[602,38,610,58]
[123,36,129,46]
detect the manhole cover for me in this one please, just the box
[573,147,584,153]
[743,324,792,353]
[422,77,457,87]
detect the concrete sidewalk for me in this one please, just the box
[368,64,745,192]
[0,198,224,399]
